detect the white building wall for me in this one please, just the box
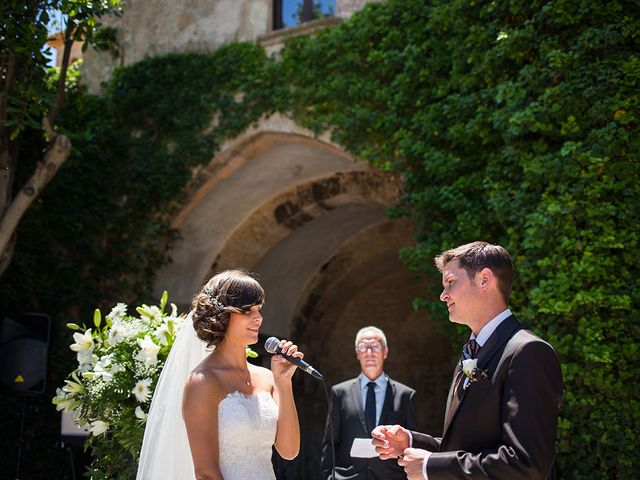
[81,0,381,92]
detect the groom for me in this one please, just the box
[372,241,563,479]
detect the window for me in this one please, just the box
[273,0,336,30]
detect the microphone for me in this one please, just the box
[264,337,324,380]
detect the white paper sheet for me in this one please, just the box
[349,437,378,458]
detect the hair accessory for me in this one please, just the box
[203,286,226,315]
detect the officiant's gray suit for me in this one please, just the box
[322,377,418,480]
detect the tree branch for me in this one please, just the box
[0,133,72,275]
[0,51,16,127]
[0,51,17,216]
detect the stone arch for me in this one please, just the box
[154,127,375,307]
[209,169,398,277]
[154,123,452,474]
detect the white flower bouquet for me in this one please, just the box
[53,291,185,479]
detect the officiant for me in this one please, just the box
[321,326,418,480]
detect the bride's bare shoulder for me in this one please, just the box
[183,360,225,402]
[249,363,275,386]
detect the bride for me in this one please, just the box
[137,270,302,479]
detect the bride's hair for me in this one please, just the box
[191,269,265,348]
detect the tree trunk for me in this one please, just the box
[0,133,71,277]
[0,18,75,279]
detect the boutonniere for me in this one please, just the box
[461,359,489,383]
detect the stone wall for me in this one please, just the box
[336,0,383,18]
[81,0,381,92]
[82,0,271,92]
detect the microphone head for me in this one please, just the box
[264,336,281,354]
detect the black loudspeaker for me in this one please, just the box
[0,313,51,395]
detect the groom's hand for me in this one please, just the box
[371,425,410,460]
[398,448,430,480]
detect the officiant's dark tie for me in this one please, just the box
[448,339,481,419]
[365,381,376,434]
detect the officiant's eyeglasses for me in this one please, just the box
[356,342,383,353]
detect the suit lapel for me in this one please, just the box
[349,379,368,434]
[378,379,394,426]
[442,363,463,435]
[476,315,521,371]
[442,315,522,438]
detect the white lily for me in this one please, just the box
[62,372,86,394]
[107,321,127,347]
[148,305,164,325]
[52,388,74,412]
[137,305,164,325]
[135,405,148,421]
[154,323,170,346]
[70,329,95,365]
[136,335,160,368]
[89,420,109,436]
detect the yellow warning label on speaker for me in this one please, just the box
[14,375,25,383]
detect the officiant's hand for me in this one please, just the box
[372,424,410,459]
[271,339,304,383]
[398,448,430,480]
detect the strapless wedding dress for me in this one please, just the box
[218,391,279,480]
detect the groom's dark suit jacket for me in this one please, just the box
[412,315,563,479]
[322,376,418,480]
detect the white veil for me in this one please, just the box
[136,312,209,480]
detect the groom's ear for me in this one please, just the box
[478,268,494,291]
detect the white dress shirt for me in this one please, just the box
[421,309,512,479]
[462,308,513,389]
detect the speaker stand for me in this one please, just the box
[14,396,27,480]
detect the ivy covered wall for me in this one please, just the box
[280,1,639,475]
[0,0,638,478]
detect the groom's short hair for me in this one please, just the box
[435,241,514,303]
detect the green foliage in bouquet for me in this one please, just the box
[52,291,184,479]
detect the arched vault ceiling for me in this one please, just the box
[252,202,387,336]
[210,169,398,275]
[155,134,399,304]
[290,217,415,343]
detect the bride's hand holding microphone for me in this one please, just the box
[265,336,324,381]
[269,339,304,383]
[264,337,309,460]
[264,335,325,459]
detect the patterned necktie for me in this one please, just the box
[448,339,481,422]
[365,381,376,435]
[458,339,481,396]
[463,339,480,360]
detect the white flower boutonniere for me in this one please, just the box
[461,358,489,383]
[461,359,477,377]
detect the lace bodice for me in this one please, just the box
[218,391,278,480]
